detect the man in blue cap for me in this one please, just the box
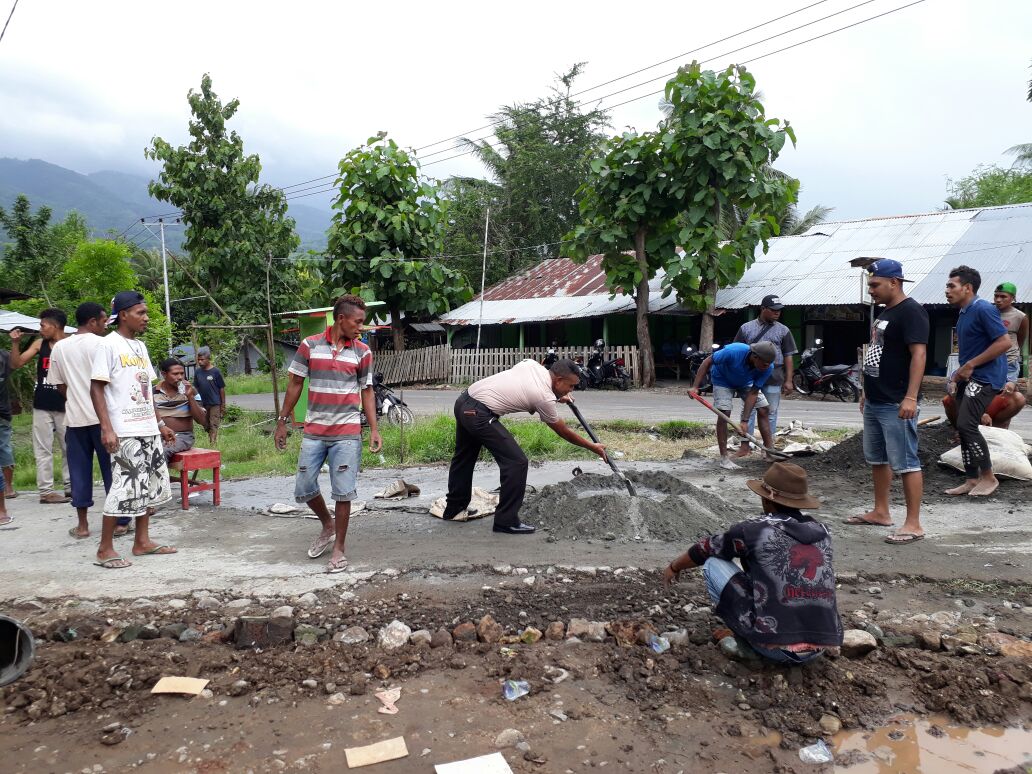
[846,259,929,545]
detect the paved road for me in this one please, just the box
[231,387,1032,435]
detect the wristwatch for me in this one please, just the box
[157,420,167,428]
[277,415,292,424]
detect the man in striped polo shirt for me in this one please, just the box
[275,294,382,573]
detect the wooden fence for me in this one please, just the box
[373,344,641,386]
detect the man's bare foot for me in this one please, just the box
[968,477,999,497]
[734,445,753,458]
[945,480,977,495]
[719,455,742,471]
[845,511,893,527]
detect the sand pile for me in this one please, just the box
[519,470,744,542]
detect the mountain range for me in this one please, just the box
[0,158,331,252]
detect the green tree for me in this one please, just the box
[56,239,138,304]
[564,63,797,385]
[327,134,472,351]
[0,195,54,300]
[128,246,165,292]
[146,74,302,326]
[944,165,1032,209]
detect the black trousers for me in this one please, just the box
[444,392,528,527]
[955,380,996,477]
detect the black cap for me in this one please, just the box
[761,294,784,310]
[108,290,146,325]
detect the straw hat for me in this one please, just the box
[745,462,820,510]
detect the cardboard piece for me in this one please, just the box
[151,676,210,695]
[435,752,514,774]
[345,737,409,768]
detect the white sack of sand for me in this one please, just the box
[939,426,1032,480]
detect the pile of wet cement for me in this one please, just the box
[519,470,744,542]
[801,423,1032,505]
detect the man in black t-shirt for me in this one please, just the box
[10,308,72,503]
[846,260,929,545]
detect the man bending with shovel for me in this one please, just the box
[690,341,777,470]
[442,359,607,534]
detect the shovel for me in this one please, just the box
[567,402,637,497]
[688,391,791,461]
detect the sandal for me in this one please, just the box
[94,556,132,569]
[133,544,178,556]
[326,556,349,574]
[884,532,925,545]
[113,523,135,537]
[307,533,334,559]
[0,515,13,527]
[68,526,90,539]
[844,515,893,527]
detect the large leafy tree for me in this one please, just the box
[442,65,610,286]
[146,74,302,326]
[327,134,471,351]
[0,196,87,301]
[944,165,1032,209]
[565,63,797,386]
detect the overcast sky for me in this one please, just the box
[1,0,1030,224]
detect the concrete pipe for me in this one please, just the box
[0,614,35,687]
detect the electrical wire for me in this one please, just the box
[0,0,19,45]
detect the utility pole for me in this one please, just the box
[475,206,490,365]
[158,219,172,354]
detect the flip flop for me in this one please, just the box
[844,515,894,527]
[68,527,90,540]
[307,533,334,559]
[113,524,135,537]
[94,556,132,569]
[0,515,13,527]
[884,533,925,545]
[326,556,349,574]
[134,545,178,556]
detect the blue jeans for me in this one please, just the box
[1007,361,1019,383]
[702,557,819,665]
[862,400,921,474]
[747,383,782,437]
[294,436,362,503]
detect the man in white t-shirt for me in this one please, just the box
[46,301,130,539]
[89,291,177,569]
[442,359,607,534]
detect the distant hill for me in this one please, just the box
[0,158,331,252]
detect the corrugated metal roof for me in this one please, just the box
[0,311,76,333]
[437,203,1032,324]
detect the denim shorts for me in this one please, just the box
[1007,361,1019,384]
[712,385,769,414]
[0,417,13,470]
[295,436,362,503]
[862,400,921,474]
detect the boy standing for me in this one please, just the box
[193,347,226,444]
[993,282,1027,384]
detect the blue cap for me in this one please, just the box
[867,259,913,282]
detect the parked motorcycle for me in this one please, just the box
[585,339,631,390]
[793,339,859,402]
[571,355,590,390]
[542,347,559,369]
[684,343,720,393]
[369,372,415,424]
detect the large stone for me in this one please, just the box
[131,598,156,609]
[295,624,326,647]
[606,620,638,647]
[477,615,504,644]
[335,626,369,645]
[225,598,254,611]
[544,621,565,641]
[519,627,542,645]
[430,629,453,649]
[819,714,842,735]
[196,597,221,611]
[841,629,878,658]
[661,630,690,648]
[167,599,188,610]
[984,632,1032,661]
[234,616,294,649]
[159,623,188,640]
[297,592,320,609]
[494,728,525,748]
[179,628,203,643]
[917,630,942,652]
[567,618,606,643]
[271,605,294,620]
[452,622,477,642]
[378,620,412,651]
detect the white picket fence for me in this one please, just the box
[372,344,641,386]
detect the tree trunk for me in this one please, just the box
[390,305,406,352]
[699,280,718,352]
[242,336,252,375]
[633,227,655,388]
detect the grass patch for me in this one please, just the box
[223,371,288,396]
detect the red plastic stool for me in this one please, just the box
[169,448,221,510]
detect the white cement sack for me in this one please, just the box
[429,487,499,521]
[938,426,1032,480]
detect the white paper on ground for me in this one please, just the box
[435,751,514,774]
[344,736,408,768]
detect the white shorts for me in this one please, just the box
[712,385,769,414]
[103,436,172,517]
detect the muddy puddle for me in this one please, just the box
[830,714,1032,772]
[520,469,746,542]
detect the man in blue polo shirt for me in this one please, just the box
[944,265,1011,497]
[691,341,776,470]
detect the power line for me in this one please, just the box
[0,0,19,46]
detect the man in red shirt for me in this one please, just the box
[275,295,382,573]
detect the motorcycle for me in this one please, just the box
[684,343,720,393]
[571,355,590,390]
[585,339,631,391]
[369,372,415,424]
[793,339,859,402]
[542,347,559,369]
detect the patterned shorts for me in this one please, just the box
[103,435,172,517]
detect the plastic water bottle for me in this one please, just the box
[501,679,530,701]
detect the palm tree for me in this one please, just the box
[129,247,164,292]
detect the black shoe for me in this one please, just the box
[492,522,537,535]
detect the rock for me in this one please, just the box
[523,576,536,587]
[117,625,145,643]
[661,630,690,648]
[409,629,432,646]
[378,620,412,651]
[301,679,318,689]
[983,632,1032,661]
[941,632,978,651]
[235,616,292,649]
[326,692,347,706]
[452,622,477,642]
[819,714,842,735]
[477,614,504,643]
[106,672,131,688]
[167,599,187,610]
[606,620,638,647]
[863,623,885,642]
[494,728,525,748]
[179,628,202,643]
[349,675,367,695]
[430,629,453,649]
[296,592,319,609]
[100,727,129,746]
[295,624,326,647]
[131,598,156,609]
[226,598,254,610]
[836,572,859,585]
[719,636,760,663]
[841,629,878,658]
[139,624,160,640]
[160,623,188,639]
[493,565,513,575]
[373,664,391,680]
[544,621,565,641]
[228,680,249,697]
[883,634,917,649]
[917,630,942,651]
[271,605,294,620]
[519,627,543,644]
[929,611,961,627]
[867,586,882,595]
[567,618,606,642]
[196,597,221,610]
[335,626,370,645]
